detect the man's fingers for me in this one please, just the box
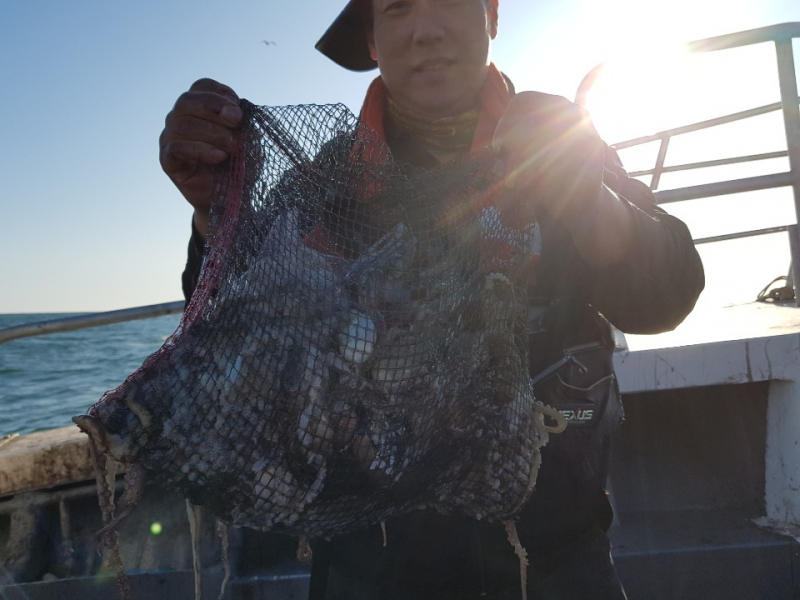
[169,91,243,127]
[162,113,237,153]
[186,78,241,124]
[188,77,239,103]
[158,79,242,214]
[171,77,242,127]
[160,139,228,173]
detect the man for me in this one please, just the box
[160,0,704,598]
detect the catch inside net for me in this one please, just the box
[75,101,559,544]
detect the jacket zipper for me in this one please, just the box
[530,341,604,387]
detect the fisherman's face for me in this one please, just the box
[368,0,496,118]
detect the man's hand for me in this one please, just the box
[492,92,605,228]
[159,78,243,238]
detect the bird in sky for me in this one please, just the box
[262,40,277,47]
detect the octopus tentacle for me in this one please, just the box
[84,430,131,600]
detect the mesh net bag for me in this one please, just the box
[74,101,558,548]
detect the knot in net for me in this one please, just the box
[77,101,553,539]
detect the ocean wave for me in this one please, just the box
[0,312,181,437]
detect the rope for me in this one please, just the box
[535,402,568,434]
[217,521,230,600]
[756,275,794,303]
[503,520,529,600]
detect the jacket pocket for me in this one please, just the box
[534,342,622,466]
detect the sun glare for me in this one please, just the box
[581,36,796,316]
[581,46,690,143]
[582,41,784,148]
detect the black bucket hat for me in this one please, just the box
[315,0,377,72]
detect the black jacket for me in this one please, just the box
[181,101,704,598]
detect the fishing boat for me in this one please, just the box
[1,22,799,600]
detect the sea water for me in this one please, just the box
[0,313,182,437]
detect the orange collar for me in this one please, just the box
[359,63,511,156]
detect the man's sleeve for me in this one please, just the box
[583,147,705,334]
[181,220,206,306]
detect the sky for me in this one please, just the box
[2,0,800,314]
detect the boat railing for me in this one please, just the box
[0,301,184,345]
[578,22,800,304]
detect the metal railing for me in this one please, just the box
[615,100,798,196]
[0,301,184,345]
[577,22,800,303]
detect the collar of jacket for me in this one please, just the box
[359,63,513,155]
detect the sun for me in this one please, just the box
[580,46,703,145]
[579,40,783,148]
